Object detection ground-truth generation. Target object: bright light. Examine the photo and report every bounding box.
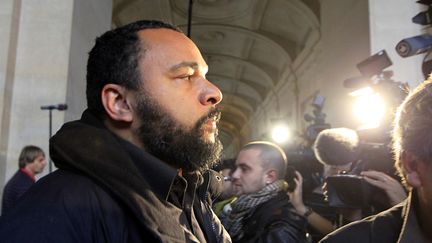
[352,92,386,129]
[271,124,290,144]
[349,87,374,97]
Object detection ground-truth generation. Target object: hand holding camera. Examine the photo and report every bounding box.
[360,170,407,206]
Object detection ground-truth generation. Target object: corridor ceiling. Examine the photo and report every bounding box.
[112,0,320,149]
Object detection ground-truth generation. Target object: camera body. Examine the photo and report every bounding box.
[324,140,394,209]
[325,174,376,208]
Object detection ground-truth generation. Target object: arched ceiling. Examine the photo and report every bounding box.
[112,0,320,151]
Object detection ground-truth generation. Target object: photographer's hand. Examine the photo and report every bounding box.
[361,170,407,206]
[288,171,334,234]
[287,171,307,214]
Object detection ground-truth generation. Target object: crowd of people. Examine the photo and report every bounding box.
[0,19,431,243]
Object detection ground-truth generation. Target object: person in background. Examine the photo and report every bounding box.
[1,145,46,215]
[213,158,238,226]
[213,158,237,214]
[226,141,307,242]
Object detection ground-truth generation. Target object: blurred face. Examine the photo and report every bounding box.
[27,155,46,174]
[133,29,223,172]
[232,149,268,195]
[220,168,236,199]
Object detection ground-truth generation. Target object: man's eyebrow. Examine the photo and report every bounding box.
[238,163,250,169]
[169,61,208,73]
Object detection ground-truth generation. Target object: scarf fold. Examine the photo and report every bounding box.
[226,179,288,239]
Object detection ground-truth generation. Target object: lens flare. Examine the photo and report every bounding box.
[271,124,290,144]
[352,93,386,128]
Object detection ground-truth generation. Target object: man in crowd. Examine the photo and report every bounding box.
[320,79,432,242]
[1,145,46,214]
[225,141,307,242]
[0,20,230,242]
[213,158,237,214]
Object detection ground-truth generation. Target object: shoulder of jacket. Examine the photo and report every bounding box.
[199,169,224,200]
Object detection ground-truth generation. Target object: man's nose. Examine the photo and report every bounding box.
[200,79,223,106]
[231,168,240,180]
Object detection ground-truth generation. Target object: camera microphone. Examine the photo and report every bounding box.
[40,104,68,111]
[396,34,432,58]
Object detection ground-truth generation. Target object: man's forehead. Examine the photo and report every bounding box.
[236,149,262,165]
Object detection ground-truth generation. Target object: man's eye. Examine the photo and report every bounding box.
[180,75,192,80]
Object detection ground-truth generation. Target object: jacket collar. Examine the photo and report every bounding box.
[20,168,35,181]
[398,190,429,243]
[51,109,200,201]
[117,137,178,200]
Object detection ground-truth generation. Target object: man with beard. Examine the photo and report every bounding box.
[225,141,307,242]
[0,20,230,242]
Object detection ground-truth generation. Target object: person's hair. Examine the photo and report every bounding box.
[212,158,236,172]
[18,145,45,169]
[313,127,360,166]
[86,20,182,118]
[241,141,287,178]
[393,78,432,185]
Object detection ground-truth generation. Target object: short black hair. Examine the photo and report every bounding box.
[86,20,182,117]
[212,158,236,172]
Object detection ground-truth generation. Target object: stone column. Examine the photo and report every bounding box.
[0,0,112,207]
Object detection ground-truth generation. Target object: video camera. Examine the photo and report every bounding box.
[285,95,330,194]
[325,174,377,209]
[327,50,407,209]
[325,141,393,209]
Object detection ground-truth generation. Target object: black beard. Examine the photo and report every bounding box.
[135,94,223,173]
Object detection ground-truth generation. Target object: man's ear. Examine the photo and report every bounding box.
[265,169,278,184]
[401,151,422,188]
[101,84,133,122]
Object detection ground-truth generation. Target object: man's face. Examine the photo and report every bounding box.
[231,149,268,195]
[220,168,236,199]
[132,28,223,172]
[27,155,46,174]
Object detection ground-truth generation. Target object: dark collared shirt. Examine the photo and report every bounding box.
[120,138,210,242]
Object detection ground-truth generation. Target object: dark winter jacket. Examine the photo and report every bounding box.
[1,169,34,214]
[0,109,231,243]
[320,191,428,243]
[235,192,307,243]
